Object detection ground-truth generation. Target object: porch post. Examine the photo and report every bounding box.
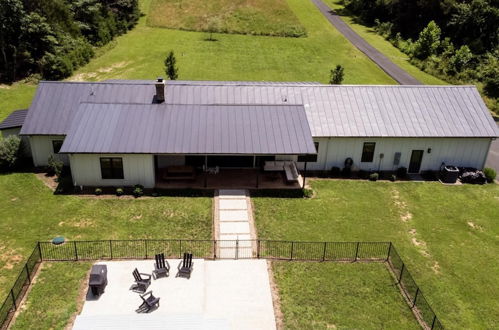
[256,169,259,188]
[302,161,308,189]
[204,155,208,188]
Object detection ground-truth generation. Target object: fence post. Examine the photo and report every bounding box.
[431,315,437,329]
[257,240,260,259]
[290,242,294,260]
[412,288,419,308]
[38,242,42,261]
[398,263,405,283]
[322,242,327,261]
[235,239,239,260]
[109,240,113,259]
[213,240,217,259]
[10,289,16,310]
[386,242,392,262]
[25,264,31,284]
[354,242,360,261]
[145,240,148,259]
[179,240,182,258]
[74,241,78,261]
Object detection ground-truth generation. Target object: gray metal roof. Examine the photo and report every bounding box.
[21,80,499,138]
[0,109,28,130]
[60,103,316,154]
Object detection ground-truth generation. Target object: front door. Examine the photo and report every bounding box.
[408,150,424,173]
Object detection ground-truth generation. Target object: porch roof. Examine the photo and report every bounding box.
[60,103,316,155]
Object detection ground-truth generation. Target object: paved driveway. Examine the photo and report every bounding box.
[310,0,421,85]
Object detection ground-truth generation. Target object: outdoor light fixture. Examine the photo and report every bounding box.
[427,148,432,154]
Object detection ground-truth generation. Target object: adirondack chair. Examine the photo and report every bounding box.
[152,253,170,279]
[131,268,151,293]
[136,291,160,313]
[176,253,194,279]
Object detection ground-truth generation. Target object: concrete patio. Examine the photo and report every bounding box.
[73,259,276,330]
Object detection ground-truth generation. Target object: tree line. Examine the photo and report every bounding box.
[0,0,140,82]
[344,0,498,113]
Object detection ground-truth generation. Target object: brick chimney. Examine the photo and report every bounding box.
[155,77,165,103]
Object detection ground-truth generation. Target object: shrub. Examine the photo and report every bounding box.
[329,65,345,85]
[303,188,314,198]
[330,166,341,178]
[413,21,441,59]
[95,188,103,195]
[369,173,379,181]
[47,155,64,178]
[116,187,124,196]
[133,184,144,198]
[390,174,397,182]
[483,167,497,183]
[397,167,407,178]
[0,135,21,170]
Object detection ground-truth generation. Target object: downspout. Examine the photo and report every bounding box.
[323,138,331,171]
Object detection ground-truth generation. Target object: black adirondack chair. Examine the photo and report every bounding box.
[176,253,194,279]
[136,291,160,313]
[131,268,151,293]
[152,253,170,279]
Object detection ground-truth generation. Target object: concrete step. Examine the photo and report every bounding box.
[219,210,249,221]
[218,189,247,198]
[219,199,248,210]
[219,222,250,234]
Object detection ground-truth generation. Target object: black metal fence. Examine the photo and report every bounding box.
[0,240,443,330]
[387,243,444,330]
[0,244,41,330]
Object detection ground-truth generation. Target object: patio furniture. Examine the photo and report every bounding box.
[152,253,170,279]
[89,264,107,296]
[176,253,194,279]
[284,163,299,183]
[131,268,151,293]
[136,291,160,313]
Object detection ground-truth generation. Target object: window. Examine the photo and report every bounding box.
[298,142,319,162]
[100,158,124,179]
[52,140,64,154]
[361,142,376,162]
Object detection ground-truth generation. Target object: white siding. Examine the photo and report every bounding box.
[298,137,492,172]
[69,154,155,188]
[29,135,68,166]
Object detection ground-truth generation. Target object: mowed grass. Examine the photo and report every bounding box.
[327,0,446,85]
[148,0,306,37]
[273,261,420,329]
[253,180,499,329]
[0,173,212,298]
[0,84,37,122]
[70,0,395,84]
[11,262,91,330]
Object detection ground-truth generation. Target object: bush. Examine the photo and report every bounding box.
[397,167,407,178]
[303,188,314,198]
[330,166,341,178]
[95,188,103,195]
[369,173,379,181]
[133,184,144,198]
[390,174,397,182]
[413,21,441,59]
[0,136,21,170]
[116,187,124,196]
[483,167,497,183]
[329,65,345,85]
[47,155,64,178]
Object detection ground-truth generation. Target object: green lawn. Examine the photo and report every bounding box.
[148,0,306,37]
[254,180,499,329]
[327,0,446,85]
[0,84,37,122]
[11,262,91,330]
[273,261,419,329]
[0,173,212,298]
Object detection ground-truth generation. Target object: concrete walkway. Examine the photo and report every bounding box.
[311,0,422,85]
[214,189,256,259]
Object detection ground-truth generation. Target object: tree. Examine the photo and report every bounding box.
[329,65,345,85]
[449,45,473,73]
[164,51,178,80]
[0,135,21,170]
[206,16,222,41]
[413,20,441,59]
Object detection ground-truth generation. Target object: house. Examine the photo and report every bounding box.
[2,79,497,188]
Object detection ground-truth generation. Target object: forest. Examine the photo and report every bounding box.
[344,0,499,113]
[0,0,140,82]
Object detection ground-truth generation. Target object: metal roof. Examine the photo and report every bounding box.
[21,80,499,138]
[60,103,316,155]
[0,109,28,130]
